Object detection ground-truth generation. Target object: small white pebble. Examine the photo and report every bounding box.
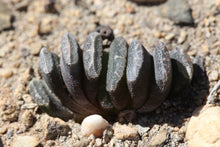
[81,114,110,137]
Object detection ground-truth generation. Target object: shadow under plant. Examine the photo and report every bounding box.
[135,55,209,128]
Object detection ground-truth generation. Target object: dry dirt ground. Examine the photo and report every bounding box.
[0,0,219,146]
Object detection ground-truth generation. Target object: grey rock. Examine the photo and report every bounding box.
[160,0,194,24]
[7,130,14,139]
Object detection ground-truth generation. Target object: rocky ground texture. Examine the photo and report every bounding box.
[0,0,219,146]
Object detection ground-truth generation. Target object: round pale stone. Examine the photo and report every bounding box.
[81,114,110,137]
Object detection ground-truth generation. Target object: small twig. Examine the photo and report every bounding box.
[206,80,220,105]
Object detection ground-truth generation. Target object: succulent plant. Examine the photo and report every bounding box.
[29,26,193,121]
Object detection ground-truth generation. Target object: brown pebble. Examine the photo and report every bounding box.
[41,114,70,139]
[30,41,42,55]
[0,88,19,122]
[39,17,54,34]
[165,33,175,41]
[202,45,209,54]
[125,3,135,13]
[12,135,40,147]
[149,130,168,147]
[113,122,139,140]
[19,110,34,129]
[0,125,7,134]
[0,68,13,78]
[178,30,187,44]
[154,30,163,38]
